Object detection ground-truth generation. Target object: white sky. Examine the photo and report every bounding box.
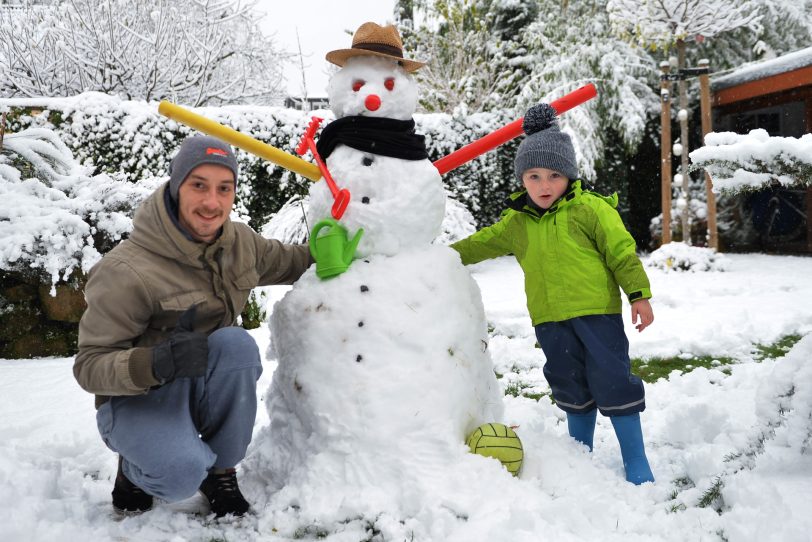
[256,0,398,98]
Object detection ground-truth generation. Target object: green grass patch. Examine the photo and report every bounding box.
[631,333,803,383]
[631,355,735,383]
[503,380,549,402]
[753,333,802,361]
[495,335,806,397]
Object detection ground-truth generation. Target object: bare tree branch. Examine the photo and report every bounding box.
[0,0,290,105]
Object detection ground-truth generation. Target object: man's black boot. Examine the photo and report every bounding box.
[199,468,250,517]
[112,456,153,513]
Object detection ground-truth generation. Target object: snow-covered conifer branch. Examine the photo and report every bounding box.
[690,129,812,193]
[607,0,762,48]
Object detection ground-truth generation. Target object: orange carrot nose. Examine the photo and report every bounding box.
[365,94,381,111]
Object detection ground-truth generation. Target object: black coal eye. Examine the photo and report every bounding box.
[362,156,374,167]
[362,197,370,204]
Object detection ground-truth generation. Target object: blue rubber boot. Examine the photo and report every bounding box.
[566,409,597,451]
[611,413,655,484]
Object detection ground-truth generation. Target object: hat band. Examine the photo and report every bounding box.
[354,42,404,59]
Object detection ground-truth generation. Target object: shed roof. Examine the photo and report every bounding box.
[712,47,812,91]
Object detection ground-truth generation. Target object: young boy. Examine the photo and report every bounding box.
[450,103,655,484]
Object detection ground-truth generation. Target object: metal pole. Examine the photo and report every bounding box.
[698,59,719,251]
[659,61,673,245]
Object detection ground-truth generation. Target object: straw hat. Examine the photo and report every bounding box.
[325,22,425,72]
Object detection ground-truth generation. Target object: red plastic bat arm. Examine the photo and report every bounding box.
[432,83,598,176]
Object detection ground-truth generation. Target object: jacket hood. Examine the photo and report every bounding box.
[128,183,236,268]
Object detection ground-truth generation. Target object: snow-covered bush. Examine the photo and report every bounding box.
[261,195,310,244]
[4,94,520,231]
[645,241,728,272]
[434,193,478,244]
[690,129,812,193]
[0,126,161,288]
[4,95,321,231]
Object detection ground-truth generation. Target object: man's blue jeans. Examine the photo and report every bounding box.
[96,326,262,502]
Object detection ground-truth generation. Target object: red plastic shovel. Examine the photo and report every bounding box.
[296,117,351,220]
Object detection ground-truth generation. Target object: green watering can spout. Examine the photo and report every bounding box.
[345,228,364,265]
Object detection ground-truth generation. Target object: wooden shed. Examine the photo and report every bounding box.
[711,47,812,253]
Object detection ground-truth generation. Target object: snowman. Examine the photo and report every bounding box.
[248,22,506,519]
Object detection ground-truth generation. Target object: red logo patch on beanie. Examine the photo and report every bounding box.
[206,147,228,156]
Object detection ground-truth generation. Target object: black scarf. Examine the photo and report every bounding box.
[315,116,428,161]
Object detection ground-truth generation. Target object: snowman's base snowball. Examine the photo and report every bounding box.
[247,245,506,518]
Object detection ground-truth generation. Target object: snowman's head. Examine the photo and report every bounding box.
[328,56,418,121]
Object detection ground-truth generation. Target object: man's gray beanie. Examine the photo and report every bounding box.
[168,135,239,202]
[514,103,578,182]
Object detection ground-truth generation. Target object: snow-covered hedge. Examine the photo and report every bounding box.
[690,129,812,193]
[0,126,163,287]
[2,93,519,235]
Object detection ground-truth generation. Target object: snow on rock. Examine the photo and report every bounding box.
[645,241,728,273]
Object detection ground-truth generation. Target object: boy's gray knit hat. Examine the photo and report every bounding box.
[168,135,239,202]
[514,103,578,182]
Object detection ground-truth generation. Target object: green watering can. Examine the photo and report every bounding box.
[309,218,364,279]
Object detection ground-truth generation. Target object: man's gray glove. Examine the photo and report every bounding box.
[152,305,209,384]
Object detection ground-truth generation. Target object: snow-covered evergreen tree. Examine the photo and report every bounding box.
[396,0,535,114]
[605,0,762,49]
[517,0,658,181]
[0,0,290,105]
[693,0,812,76]
[607,0,763,245]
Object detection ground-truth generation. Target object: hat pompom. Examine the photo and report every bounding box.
[522,103,557,135]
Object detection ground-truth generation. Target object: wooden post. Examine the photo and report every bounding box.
[0,111,7,152]
[806,96,812,253]
[807,189,812,253]
[698,59,719,251]
[659,61,673,245]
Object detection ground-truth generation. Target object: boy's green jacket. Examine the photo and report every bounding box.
[451,180,651,325]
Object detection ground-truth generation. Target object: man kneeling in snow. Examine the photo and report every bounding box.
[73,136,313,517]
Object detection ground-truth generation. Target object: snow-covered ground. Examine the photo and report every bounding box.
[2,253,811,542]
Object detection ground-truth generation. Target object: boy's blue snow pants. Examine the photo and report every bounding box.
[534,314,645,417]
[96,326,262,502]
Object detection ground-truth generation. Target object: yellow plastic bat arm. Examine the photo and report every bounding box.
[158,101,321,181]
